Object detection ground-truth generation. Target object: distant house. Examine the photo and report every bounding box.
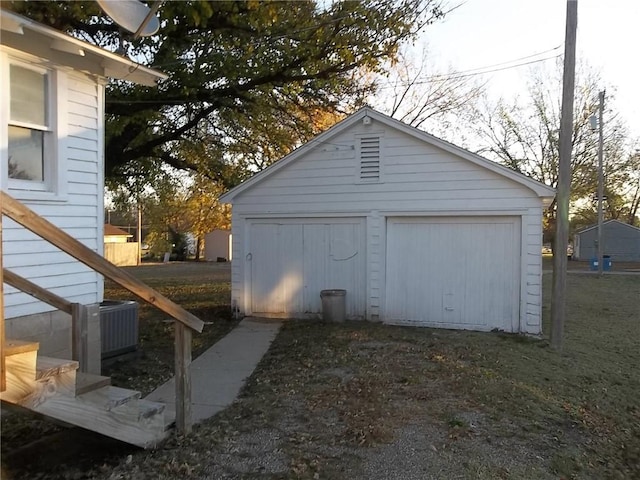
[103,224,137,266]
[573,219,640,262]
[204,229,232,261]
[220,107,555,334]
[104,224,133,243]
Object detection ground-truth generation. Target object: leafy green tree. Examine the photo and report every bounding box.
[106,153,230,261]
[10,0,446,186]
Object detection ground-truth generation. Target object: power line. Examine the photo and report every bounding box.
[428,44,562,78]
[376,51,563,90]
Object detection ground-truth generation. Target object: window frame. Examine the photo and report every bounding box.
[1,49,67,201]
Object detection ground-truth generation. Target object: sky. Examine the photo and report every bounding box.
[421,0,639,143]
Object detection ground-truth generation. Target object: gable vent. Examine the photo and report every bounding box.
[359,135,381,182]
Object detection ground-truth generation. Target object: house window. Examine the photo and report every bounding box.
[9,64,49,184]
[358,135,381,182]
[0,56,62,200]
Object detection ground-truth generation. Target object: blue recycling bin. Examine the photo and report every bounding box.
[590,256,612,271]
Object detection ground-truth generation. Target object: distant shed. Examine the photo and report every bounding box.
[573,220,640,262]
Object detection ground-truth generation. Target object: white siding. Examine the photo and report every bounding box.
[4,71,103,318]
[228,116,547,333]
[232,127,543,213]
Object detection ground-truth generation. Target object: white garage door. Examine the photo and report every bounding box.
[385,217,520,331]
[248,218,366,318]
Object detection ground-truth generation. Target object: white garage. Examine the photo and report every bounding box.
[220,108,555,334]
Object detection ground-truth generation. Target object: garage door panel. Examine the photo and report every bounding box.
[250,224,303,314]
[385,217,520,330]
[280,224,305,314]
[249,219,366,318]
[249,224,280,313]
[302,224,328,313]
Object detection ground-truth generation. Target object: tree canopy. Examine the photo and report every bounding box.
[468,62,639,239]
[9,0,446,187]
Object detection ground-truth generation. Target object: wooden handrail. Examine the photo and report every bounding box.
[1,191,204,333]
[3,268,73,315]
[1,191,201,432]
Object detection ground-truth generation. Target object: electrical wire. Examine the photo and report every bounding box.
[426,44,562,78]
[376,52,562,90]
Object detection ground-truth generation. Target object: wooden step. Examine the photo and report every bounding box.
[3,340,39,357]
[75,372,111,396]
[101,386,142,410]
[137,398,165,420]
[35,357,78,380]
[161,404,176,431]
[2,356,77,407]
[31,385,169,448]
[3,340,39,382]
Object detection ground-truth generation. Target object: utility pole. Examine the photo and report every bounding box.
[137,202,142,266]
[550,0,578,352]
[596,90,605,276]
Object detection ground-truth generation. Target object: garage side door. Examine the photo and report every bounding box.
[385,217,520,331]
[249,219,366,318]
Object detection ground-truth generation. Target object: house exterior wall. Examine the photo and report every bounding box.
[3,65,103,318]
[2,47,104,321]
[574,221,640,262]
[228,119,547,333]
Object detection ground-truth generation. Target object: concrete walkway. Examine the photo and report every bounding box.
[145,317,282,424]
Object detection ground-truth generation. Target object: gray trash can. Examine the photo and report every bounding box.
[320,289,346,322]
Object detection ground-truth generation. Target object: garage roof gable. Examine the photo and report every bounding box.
[576,219,640,235]
[220,107,556,205]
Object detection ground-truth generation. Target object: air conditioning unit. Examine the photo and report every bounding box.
[100,300,139,359]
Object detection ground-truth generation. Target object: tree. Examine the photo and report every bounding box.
[106,153,231,261]
[468,62,634,244]
[570,148,640,229]
[10,0,447,186]
[369,45,485,139]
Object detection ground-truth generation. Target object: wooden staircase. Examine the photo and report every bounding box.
[1,191,204,447]
[1,339,173,448]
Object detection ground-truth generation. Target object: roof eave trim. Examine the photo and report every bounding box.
[0,9,167,86]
